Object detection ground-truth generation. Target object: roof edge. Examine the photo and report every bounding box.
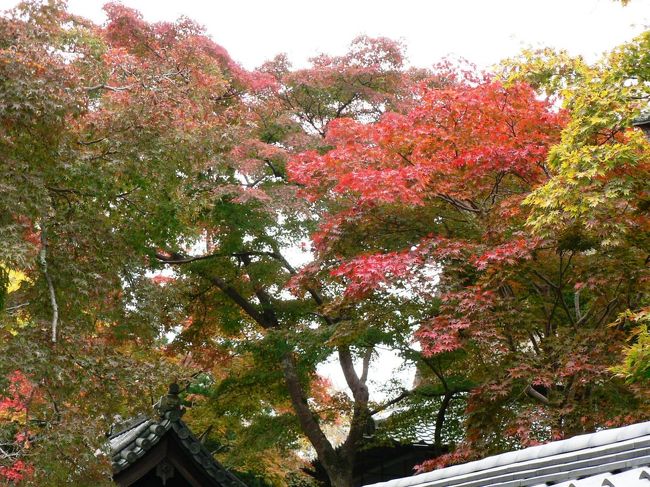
[363,421,650,487]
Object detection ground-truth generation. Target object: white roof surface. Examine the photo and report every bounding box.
[363,421,650,487]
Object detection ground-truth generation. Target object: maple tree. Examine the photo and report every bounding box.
[290,47,649,468]
[0,371,34,484]
[0,1,238,483]
[151,34,429,487]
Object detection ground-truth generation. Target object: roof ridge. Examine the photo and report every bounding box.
[421,447,650,487]
[107,413,149,440]
[110,412,247,487]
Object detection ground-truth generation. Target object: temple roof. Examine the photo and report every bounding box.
[109,384,246,487]
[363,421,650,487]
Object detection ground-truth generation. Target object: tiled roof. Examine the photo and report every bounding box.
[363,421,650,487]
[375,419,436,445]
[109,387,245,487]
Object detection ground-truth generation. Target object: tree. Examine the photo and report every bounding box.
[501,30,650,391]
[289,48,649,468]
[151,35,429,487]
[0,1,243,482]
[3,1,647,484]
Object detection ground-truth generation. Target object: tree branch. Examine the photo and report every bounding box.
[434,392,453,450]
[266,247,332,316]
[239,254,280,328]
[338,346,369,401]
[280,354,339,476]
[338,345,371,457]
[205,273,272,329]
[436,194,482,214]
[84,83,134,92]
[156,250,281,329]
[38,226,58,343]
[155,250,278,265]
[525,384,549,404]
[360,347,372,385]
[370,389,411,415]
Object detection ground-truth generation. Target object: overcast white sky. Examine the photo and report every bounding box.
[1,0,649,70]
[3,0,648,400]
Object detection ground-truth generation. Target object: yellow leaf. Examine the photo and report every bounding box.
[1,264,31,294]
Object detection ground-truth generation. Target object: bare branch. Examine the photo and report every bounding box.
[84,83,134,92]
[338,346,370,402]
[525,385,549,404]
[39,226,58,343]
[5,302,30,312]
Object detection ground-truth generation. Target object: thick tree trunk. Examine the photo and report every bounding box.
[280,354,357,487]
[327,467,354,487]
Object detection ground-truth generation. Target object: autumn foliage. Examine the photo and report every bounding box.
[0,1,649,486]
[289,61,649,463]
[0,372,34,484]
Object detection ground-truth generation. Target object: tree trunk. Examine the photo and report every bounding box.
[327,466,354,487]
[280,354,357,487]
[434,392,453,450]
[158,253,362,487]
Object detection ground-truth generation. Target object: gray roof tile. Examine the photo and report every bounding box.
[109,386,246,487]
[363,421,650,487]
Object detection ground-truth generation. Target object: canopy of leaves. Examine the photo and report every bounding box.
[290,39,649,465]
[0,0,246,483]
[1,0,648,485]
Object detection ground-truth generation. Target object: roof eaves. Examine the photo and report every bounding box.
[169,416,246,487]
[110,416,173,472]
[110,410,246,487]
[363,421,650,487]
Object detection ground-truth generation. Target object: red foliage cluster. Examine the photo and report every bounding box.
[0,371,35,484]
[290,80,564,210]
[0,371,32,413]
[0,460,32,483]
[288,79,566,324]
[102,3,274,93]
[415,445,476,474]
[472,235,539,271]
[330,249,423,298]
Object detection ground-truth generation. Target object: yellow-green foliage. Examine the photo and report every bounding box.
[500,32,650,245]
[612,309,650,383]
